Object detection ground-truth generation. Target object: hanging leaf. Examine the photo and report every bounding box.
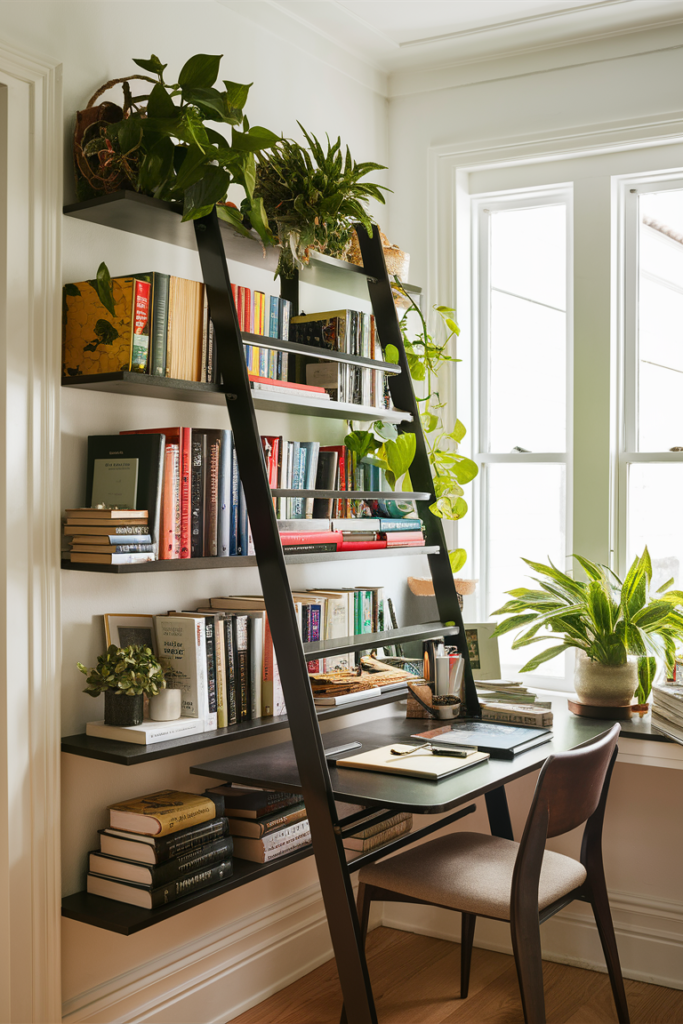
[178,53,221,89]
[87,262,115,316]
[449,548,467,573]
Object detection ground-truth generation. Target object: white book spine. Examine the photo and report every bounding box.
[262,820,310,850]
[314,687,381,706]
[85,717,204,745]
[250,615,263,720]
[261,830,312,861]
[155,616,208,727]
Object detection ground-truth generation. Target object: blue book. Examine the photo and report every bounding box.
[290,441,301,519]
[269,296,280,339]
[230,448,240,556]
[217,430,233,558]
[378,518,424,532]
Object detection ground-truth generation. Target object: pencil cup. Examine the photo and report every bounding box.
[149,688,182,721]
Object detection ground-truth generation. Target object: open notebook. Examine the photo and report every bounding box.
[335,743,490,780]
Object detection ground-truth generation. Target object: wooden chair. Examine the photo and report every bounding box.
[353,724,629,1024]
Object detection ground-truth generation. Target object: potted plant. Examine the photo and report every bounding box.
[490,548,683,708]
[73,52,278,241]
[254,123,389,278]
[79,644,166,726]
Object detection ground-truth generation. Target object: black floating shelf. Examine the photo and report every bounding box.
[241,332,401,374]
[62,848,314,934]
[272,489,429,500]
[61,372,411,423]
[61,545,438,573]
[62,192,422,294]
[61,688,409,765]
[303,621,457,658]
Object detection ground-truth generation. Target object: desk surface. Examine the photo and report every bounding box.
[190,706,612,814]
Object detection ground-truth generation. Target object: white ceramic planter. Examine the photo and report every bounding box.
[574,650,638,707]
[149,688,182,721]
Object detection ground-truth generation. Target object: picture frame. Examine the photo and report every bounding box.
[104,614,157,653]
[463,623,501,680]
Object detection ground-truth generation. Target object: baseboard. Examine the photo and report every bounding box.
[381,888,683,991]
[62,881,353,1023]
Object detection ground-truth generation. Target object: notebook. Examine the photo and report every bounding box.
[411,722,552,760]
[335,743,490,780]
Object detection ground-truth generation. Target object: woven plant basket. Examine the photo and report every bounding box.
[347,227,410,280]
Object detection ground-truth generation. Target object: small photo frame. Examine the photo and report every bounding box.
[463,623,501,680]
[104,614,156,653]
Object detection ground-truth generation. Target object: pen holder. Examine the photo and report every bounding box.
[432,694,462,720]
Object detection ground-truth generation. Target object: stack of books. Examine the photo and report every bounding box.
[62,271,292,387]
[651,681,683,742]
[63,508,155,565]
[86,790,233,909]
[476,679,553,727]
[342,812,413,854]
[208,786,311,863]
[310,657,414,707]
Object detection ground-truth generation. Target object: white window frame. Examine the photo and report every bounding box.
[617,172,683,580]
[471,189,573,684]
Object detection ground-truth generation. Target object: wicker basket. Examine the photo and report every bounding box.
[347,228,410,281]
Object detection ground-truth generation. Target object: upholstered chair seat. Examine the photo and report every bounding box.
[359,831,587,921]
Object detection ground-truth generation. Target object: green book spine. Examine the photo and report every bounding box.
[151,273,170,377]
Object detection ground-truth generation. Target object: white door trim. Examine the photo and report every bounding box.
[0,41,62,1024]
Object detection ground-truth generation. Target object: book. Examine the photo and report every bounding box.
[276,519,330,532]
[150,272,170,377]
[171,613,219,729]
[231,823,312,863]
[63,524,151,536]
[343,815,413,852]
[227,804,307,838]
[335,743,490,780]
[87,858,232,908]
[85,717,205,745]
[279,532,342,548]
[89,835,233,886]
[208,786,302,819]
[312,451,339,519]
[69,551,156,564]
[99,817,230,863]
[313,687,382,706]
[69,534,153,546]
[108,789,223,836]
[411,722,553,760]
[62,273,152,377]
[480,704,554,727]
[85,434,165,544]
[64,507,150,520]
[155,616,210,727]
[166,277,204,381]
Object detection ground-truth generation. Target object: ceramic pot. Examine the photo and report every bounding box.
[104,690,144,726]
[574,651,638,707]
[149,688,182,722]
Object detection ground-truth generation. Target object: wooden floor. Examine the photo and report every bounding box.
[232,927,683,1024]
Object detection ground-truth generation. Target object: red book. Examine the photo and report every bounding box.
[120,427,192,558]
[248,375,327,395]
[159,444,180,559]
[339,540,387,551]
[279,532,342,549]
[384,531,424,546]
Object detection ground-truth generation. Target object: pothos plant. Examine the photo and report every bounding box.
[254,124,389,278]
[345,284,478,574]
[79,645,166,698]
[74,52,279,238]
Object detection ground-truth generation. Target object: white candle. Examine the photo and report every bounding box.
[149,688,182,722]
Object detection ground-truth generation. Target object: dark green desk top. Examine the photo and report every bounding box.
[190,703,616,815]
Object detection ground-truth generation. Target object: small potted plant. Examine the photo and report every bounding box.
[490,548,683,710]
[79,644,165,726]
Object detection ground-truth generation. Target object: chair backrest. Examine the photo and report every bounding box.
[511,724,620,915]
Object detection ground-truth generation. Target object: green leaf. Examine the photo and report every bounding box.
[174,143,211,191]
[635,656,656,704]
[146,82,177,119]
[519,644,570,673]
[223,80,252,111]
[217,203,252,237]
[572,554,604,582]
[181,166,230,220]
[430,495,467,520]
[444,317,460,335]
[87,262,115,316]
[178,53,222,89]
[450,456,479,485]
[231,126,280,152]
[490,613,539,638]
[384,344,399,364]
[656,577,675,594]
[138,136,175,196]
[522,558,585,600]
[117,120,142,154]
[586,580,613,634]
[421,412,438,433]
[632,600,676,630]
[449,548,467,574]
[345,430,380,461]
[133,55,167,75]
[182,86,229,122]
[449,420,467,443]
[384,433,416,485]
[434,305,455,313]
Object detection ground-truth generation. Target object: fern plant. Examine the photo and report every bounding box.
[490,548,683,703]
[255,124,389,277]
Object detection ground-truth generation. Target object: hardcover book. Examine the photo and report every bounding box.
[89,835,233,886]
[155,616,210,727]
[87,858,233,908]
[99,817,230,863]
[62,273,152,377]
[85,434,165,545]
[108,789,223,836]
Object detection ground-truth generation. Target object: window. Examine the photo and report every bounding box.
[622,179,683,592]
[473,193,571,683]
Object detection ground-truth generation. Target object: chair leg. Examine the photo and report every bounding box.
[510,911,546,1024]
[340,884,372,1024]
[460,913,476,998]
[589,887,630,1024]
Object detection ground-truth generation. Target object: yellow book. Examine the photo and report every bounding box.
[62,274,152,377]
[108,789,219,836]
[336,743,489,780]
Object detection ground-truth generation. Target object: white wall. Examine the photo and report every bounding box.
[0,4,418,1020]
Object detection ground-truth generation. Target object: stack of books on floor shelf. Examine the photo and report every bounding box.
[64,508,155,566]
[84,588,410,745]
[207,786,311,863]
[63,429,424,563]
[62,270,391,410]
[87,790,233,909]
[651,679,683,741]
[340,809,413,855]
[475,679,553,727]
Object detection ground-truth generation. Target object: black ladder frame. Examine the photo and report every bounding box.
[194,210,480,1024]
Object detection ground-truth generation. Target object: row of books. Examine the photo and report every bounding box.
[651,678,683,742]
[475,678,553,727]
[62,508,154,565]
[69,431,422,564]
[62,272,292,385]
[85,587,404,745]
[86,787,414,909]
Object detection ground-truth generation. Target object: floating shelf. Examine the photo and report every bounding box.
[237,331,402,374]
[61,372,411,423]
[60,545,438,574]
[62,848,314,935]
[272,489,429,500]
[303,620,457,658]
[62,192,422,295]
[61,687,409,765]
